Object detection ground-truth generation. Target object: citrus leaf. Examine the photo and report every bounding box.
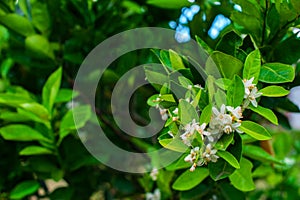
[229,158,255,192]
[259,86,289,97]
[259,63,295,83]
[19,146,53,155]
[243,145,283,164]
[10,180,39,199]
[217,151,240,169]
[0,124,51,143]
[172,167,209,191]
[179,99,199,125]
[243,49,261,84]
[248,105,278,125]
[239,121,271,140]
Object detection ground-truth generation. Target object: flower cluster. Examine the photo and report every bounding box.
[243,77,262,107]
[181,104,243,171]
[156,77,262,172]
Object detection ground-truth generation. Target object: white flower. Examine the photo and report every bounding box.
[248,87,262,107]
[146,189,161,200]
[202,144,219,164]
[211,104,232,129]
[172,108,179,115]
[202,130,215,142]
[159,108,168,120]
[181,119,203,146]
[150,168,159,181]
[243,77,255,97]
[226,106,243,120]
[184,147,200,163]
[188,85,193,90]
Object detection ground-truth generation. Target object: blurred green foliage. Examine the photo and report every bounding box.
[0,0,299,199]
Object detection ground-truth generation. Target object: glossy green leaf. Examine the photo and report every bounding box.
[0,93,35,107]
[10,180,40,199]
[147,0,191,9]
[169,49,185,70]
[147,94,160,107]
[259,86,289,97]
[25,34,54,59]
[165,155,191,171]
[206,75,215,104]
[199,104,212,125]
[0,124,51,142]
[19,146,53,155]
[243,145,283,164]
[55,89,79,103]
[31,1,51,34]
[214,89,227,108]
[229,158,255,192]
[159,137,188,153]
[0,14,35,36]
[239,121,271,140]
[227,75,244,107]
[160,94,176,102]
[42,67,62,114]
[248,105,278,125]
[217,151,240,169]
[215,133,234,151]
[206,51,243,79]
[259,63,295,83]
[215,78,231,90]
[243,49,261,83]
[172,167,209,191]
[209,133,242,180]
[178,76,193,89]
[59,105,91,142]
[179,99,199,125]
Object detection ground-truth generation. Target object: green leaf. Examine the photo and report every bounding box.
[214,89,227,108]
[259,63,295,83]
[259,86,289,97]
[160,94,176,102]
[165,155,191,171]
[206,75,215,104]
[215,133,234,151]
[31,1,51,35]
[178,99,199,125]
[209,133,242,180]
[217,151,240,169]
[0,93,35,107]
[229,158,255,192]
[216,31,243,57]
[215,78,232,90]
[248,105,278,125]
[206,51,243,79]
[172,167,209,191]
[0,14,35,36]
[0,124,51,142]
[243,145,283,164]
[159,137,188,153]
[42,67,62,114]
[19,146,53,155]
[59,105,91,143]
[178,76,193,89]
[227,75,244,107]
[199,104,212,125]
[25,34,54,59]
[147,0,191,9]
[239,121,271,140]
[195,35,213,54]
[55,89,79,103]
[169,49,185,70]
[147,94,160,107]
[10,180,40,199]
[243,49,261,83]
